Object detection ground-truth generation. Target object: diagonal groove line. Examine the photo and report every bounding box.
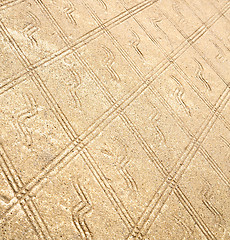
[126,84,230,239]
[117,0,230,187]
[82,1,227,239]
[0,0,25,11]
[0,0,159,95]
[125,0,230,132]
[0,0,228,236]
[0,0,160,231]
[32,0,229,237]
[182,0,230,87]
[0,145,52,240]
[0,0,226,227]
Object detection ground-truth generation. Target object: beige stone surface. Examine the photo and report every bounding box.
[0,0,230,239]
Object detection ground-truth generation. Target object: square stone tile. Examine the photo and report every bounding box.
[34,154,128,240]
[36,53,111,135]
[179,151,230,240]
[152,65,211,135]
[176,47,227,105]
[87,116,165,223]
[0,0,66,64]
[0,77,70,184]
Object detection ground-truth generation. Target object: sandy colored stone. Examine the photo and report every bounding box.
[0,0,230,239]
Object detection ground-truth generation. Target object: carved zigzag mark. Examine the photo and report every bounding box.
[220,136,230,149]
[69,68,82,109]
[102,46,120,82]
[194,58,211,91]
[200,178,224,227]
[171,75,191,116]
[118,144,138,192]
[16,93,38,146]
[22,12,40,46]
[72,183,93,240]
[172,1,186,24]
[130,30,144,59]
[173,215,194,240]
[210,40,227,63]
[150,18,174,51]
[100,141,137,192]
[149,102,166,144]
[0,194,10,204]
[64,2,77,25]
[96,0,107,10]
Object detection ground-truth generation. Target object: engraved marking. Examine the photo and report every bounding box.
[210,40,228,63]
[72,182,93,240]
[102,45,120,82]
[150,17,174,51]
[117,142,138,192]
[194,58,211,91]
[220,136,230,149]
[2,2,228,237]
[16,93,38,146]
[96,0,107,10]
[22,11,40,46]
[68,68,82,109]
[126,82,230,239]
[173,215,194,239]
[0,194,10,204]
[149,102,166,144]
[101,140,138,192]
[171,75,191,116]
[200,178,224,227]
[64,1,77,25]
[172,1,186,24]
[130,30,144,59]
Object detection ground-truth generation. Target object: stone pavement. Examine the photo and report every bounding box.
[0,0,230,239]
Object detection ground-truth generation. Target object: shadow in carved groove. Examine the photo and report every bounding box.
[193,58,211,91]
[100,139,138,192]
[16,93,38,146]
[171,75,191,116]
[64,1,77,25]
[148,101,167,145]
[72,182,93,240]
[129,30,145,60]
[68,68,82,109]
[22,11,41,46]
[102,45,121,82]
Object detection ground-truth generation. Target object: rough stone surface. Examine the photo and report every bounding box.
[0,0,230,239]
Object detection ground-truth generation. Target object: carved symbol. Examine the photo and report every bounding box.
[96,0,107,10]
[16,93,38,146]
[172,1,186,24]
[194,58,211,91]
[102,46,120,82]
[68,68,82,109]
[171,75,191,116]
[0,194,10,204]
[210,40,228,63]
[130,30,144,59]
[101,139,138,192]
[64,1,77,25]
[72,182,93,240]
[22,12,41,46]
[150,18,174,51]
[173,215,194,240]
[118,143,138,192]
[200,178,224,227]
[220,136,230,149]
[149,102,166,144]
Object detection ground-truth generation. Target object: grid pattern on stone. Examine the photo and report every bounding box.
[0,0,230,239]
